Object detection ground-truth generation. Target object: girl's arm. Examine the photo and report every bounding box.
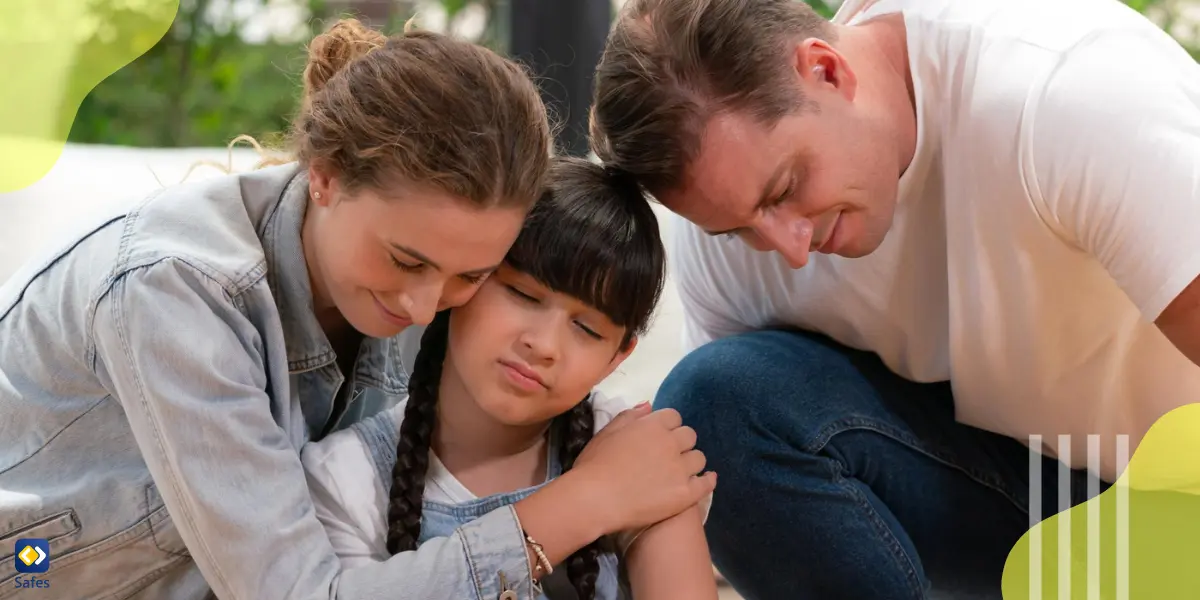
[624,504,720,600]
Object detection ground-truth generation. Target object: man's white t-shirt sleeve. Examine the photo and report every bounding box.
[671,214,753,351]
[589,390,714,554]
[1028,28,1200,321]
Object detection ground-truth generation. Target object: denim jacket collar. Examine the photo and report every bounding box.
[259,166,408,395]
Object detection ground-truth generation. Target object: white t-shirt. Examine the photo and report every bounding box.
[673,0,1200,482]
[301,390,709,568]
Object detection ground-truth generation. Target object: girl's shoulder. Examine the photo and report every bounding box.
[587,390,639,435]
[301,400,407,490]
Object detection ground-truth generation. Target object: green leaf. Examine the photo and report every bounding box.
[442,0,467,18]
[804,0,836,19]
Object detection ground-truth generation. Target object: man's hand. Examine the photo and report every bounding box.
[1158,274,1200,367]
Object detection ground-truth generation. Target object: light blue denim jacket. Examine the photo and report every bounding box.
[0,163,538,600]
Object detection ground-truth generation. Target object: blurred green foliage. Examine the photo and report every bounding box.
[67,0,1197,148]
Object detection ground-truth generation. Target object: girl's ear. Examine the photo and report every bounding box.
[599,336,639,381]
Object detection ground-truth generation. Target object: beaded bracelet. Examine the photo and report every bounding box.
[524,533,554,577]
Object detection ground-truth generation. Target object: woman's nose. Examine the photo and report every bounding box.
[400,284,440,326]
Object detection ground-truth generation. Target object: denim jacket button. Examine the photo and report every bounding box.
[498,591,517,600]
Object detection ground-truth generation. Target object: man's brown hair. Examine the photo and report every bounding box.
[590,0,833,195]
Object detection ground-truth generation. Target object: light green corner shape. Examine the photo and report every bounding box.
[0,0,178,193]
[1002,403,1200,599]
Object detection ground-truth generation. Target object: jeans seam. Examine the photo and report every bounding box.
[828,462,926,600]
[808,417,1028,514]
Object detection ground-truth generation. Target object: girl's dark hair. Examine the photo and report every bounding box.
[385,157,667,600]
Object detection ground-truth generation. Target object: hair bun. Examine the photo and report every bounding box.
[303,18,388,97]
[602,164,643,198]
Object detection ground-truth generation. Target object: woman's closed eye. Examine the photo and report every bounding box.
[459,272,487,285]
[391,255,487,284]
[390,255,424,272]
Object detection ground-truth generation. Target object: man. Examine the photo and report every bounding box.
[589,0,1200,598]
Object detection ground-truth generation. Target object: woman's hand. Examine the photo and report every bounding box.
[513,403,716,573]
[573,403,716,534]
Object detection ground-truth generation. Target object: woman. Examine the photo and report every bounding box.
[0,19,713,600]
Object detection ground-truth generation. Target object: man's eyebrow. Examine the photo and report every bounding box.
[703,160,791,237]
[391,244,500,276]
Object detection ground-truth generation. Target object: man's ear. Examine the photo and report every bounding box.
[601,336,640,381]
[792,37,858,102]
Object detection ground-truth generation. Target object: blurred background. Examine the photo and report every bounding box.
[9,2,1200,599]
[64,0,1200,159]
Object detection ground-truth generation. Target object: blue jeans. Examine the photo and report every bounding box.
[655,329,1105,600]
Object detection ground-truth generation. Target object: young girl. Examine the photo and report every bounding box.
[302,157,719,600]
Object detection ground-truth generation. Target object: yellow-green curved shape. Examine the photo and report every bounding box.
[1002,403,1200,599]
[0,0,178,193]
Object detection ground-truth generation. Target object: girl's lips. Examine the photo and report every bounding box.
[498,359,547,392]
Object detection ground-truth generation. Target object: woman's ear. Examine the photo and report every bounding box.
[307,160,337,207]
[600,336,639,380]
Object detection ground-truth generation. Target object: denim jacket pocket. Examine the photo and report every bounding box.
[0,484,193,600]
[0,509,82,577]
[145,483,190,557]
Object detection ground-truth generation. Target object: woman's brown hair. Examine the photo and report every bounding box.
[292,18,553,210]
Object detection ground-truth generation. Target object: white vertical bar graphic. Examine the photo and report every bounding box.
[1030,434,1043,600]
[1088,435,1101,600]
[1059,434,1072,600]
[1116,435,1130,600]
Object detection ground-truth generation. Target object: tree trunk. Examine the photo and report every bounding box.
[508,0,611,158]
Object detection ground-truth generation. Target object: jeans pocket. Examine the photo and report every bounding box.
[145,483,190,558]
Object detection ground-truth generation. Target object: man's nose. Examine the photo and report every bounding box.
[755,216,814,269]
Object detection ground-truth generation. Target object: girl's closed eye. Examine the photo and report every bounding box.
[574,320,602,340]
[504,283,540,303]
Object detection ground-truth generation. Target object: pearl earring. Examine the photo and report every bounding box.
[313,191,321,200]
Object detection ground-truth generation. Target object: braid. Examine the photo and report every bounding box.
[386,311,451,554]
[556,395,603,600]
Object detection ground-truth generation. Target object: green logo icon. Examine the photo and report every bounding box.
[0,0,178,193]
